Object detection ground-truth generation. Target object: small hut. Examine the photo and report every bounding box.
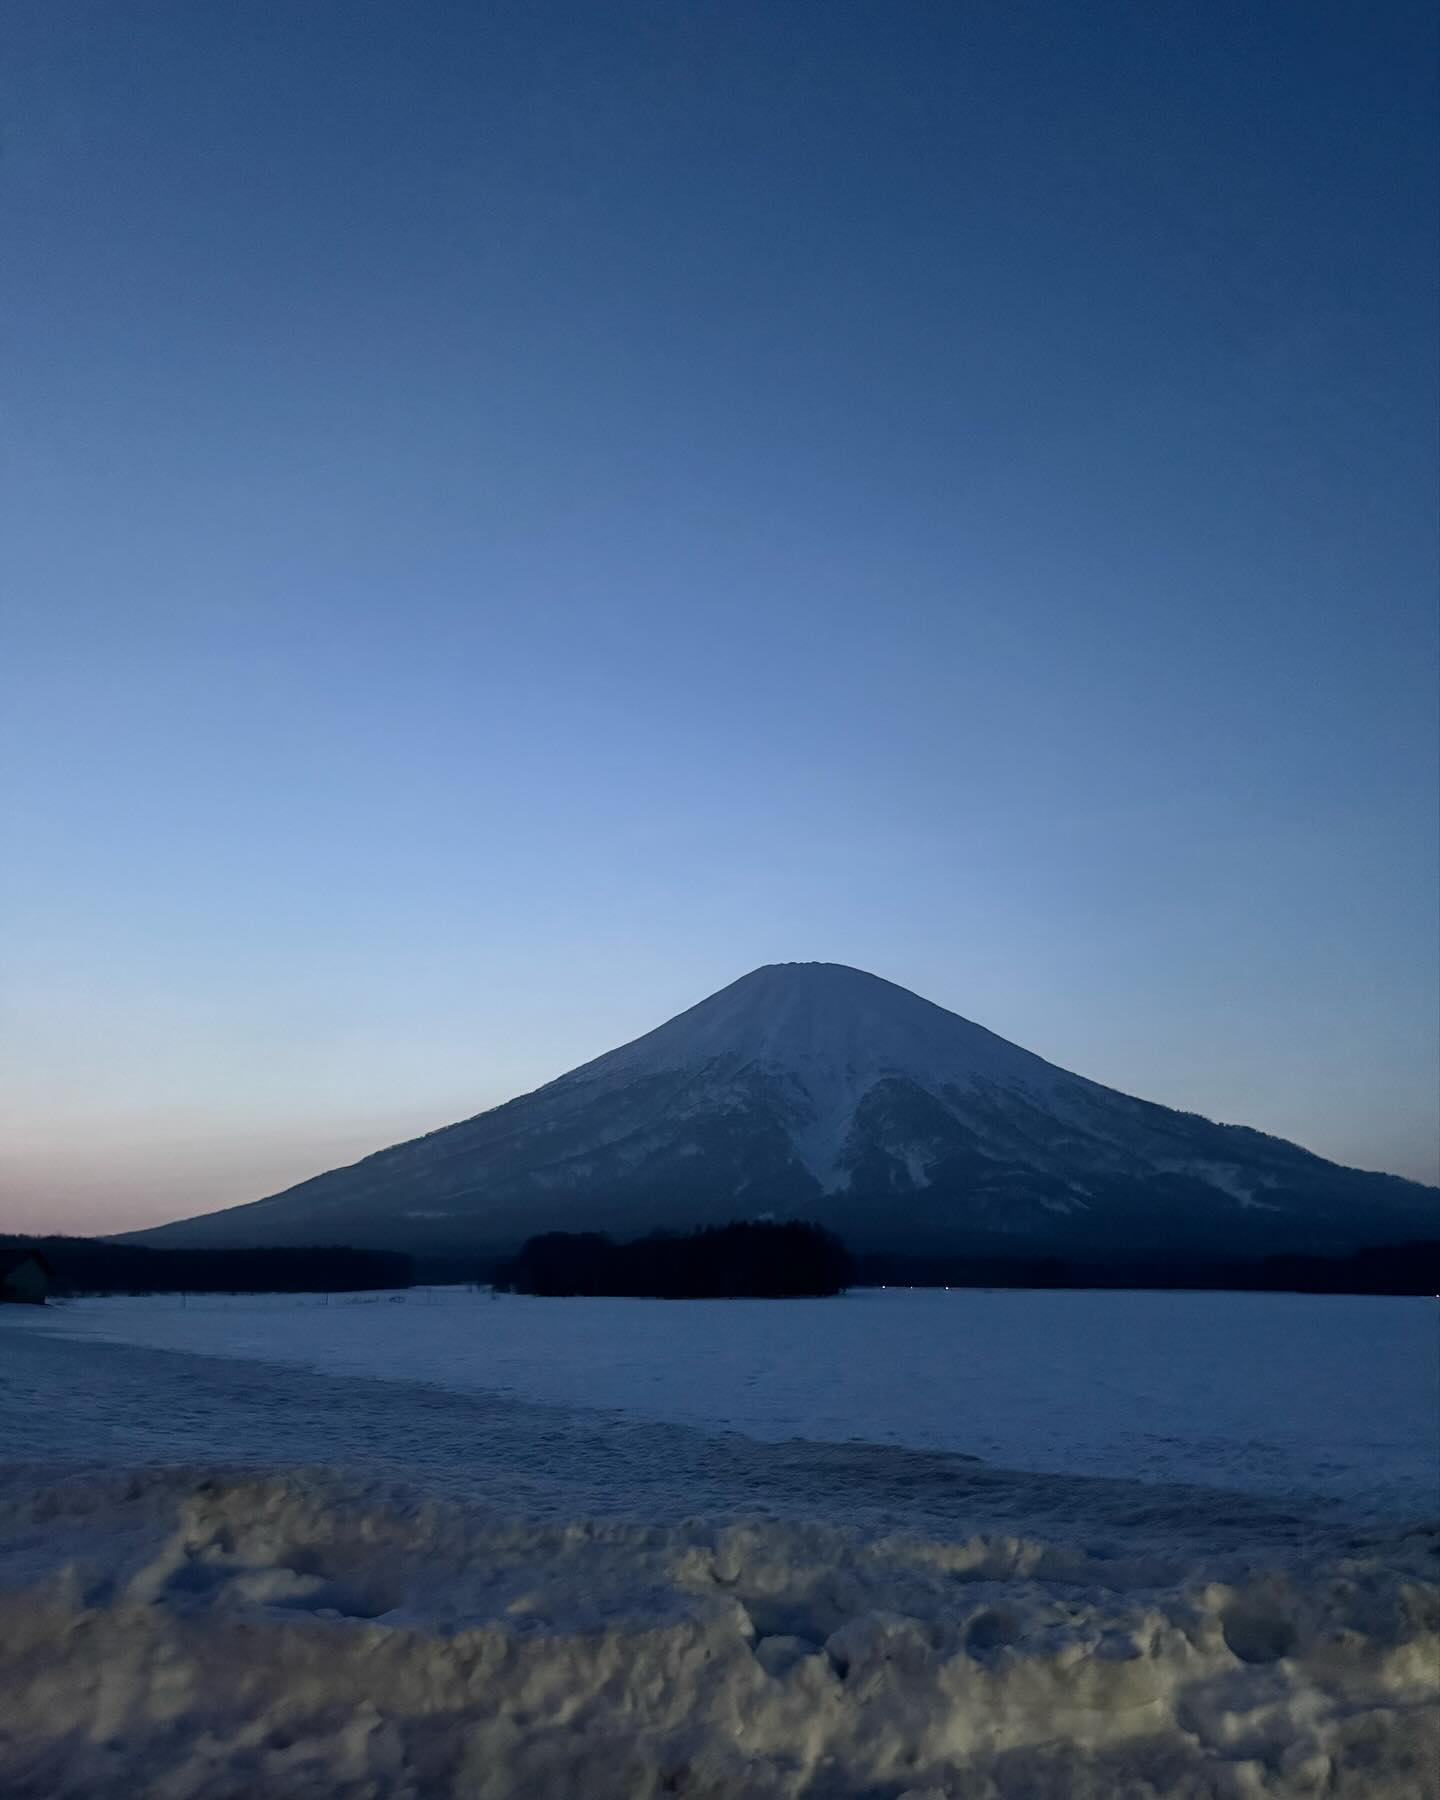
[0,1250,53,1306]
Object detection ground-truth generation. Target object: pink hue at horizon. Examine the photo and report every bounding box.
[0,1105,487,1238]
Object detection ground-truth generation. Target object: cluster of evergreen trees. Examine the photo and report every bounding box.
[0,1235,413,1296]
[497,1220,853,1298]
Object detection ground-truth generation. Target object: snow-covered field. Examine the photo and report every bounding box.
[1,1289,1436,1797]
[10,1285,1437,1516]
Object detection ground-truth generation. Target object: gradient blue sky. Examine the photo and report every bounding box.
[3,0,1437,1233]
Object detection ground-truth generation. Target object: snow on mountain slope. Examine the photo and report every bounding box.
[577,961,1052,1092]
[551,962,1061,1187]
[132,963,1438,1256]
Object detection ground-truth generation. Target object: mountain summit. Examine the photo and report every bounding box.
[136,963,1436,1258]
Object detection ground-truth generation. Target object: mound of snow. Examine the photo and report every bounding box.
[1,1466,1436,1798]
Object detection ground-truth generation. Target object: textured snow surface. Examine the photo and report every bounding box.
[13,1286,1437,1517]
[1,1463,1436,1799]
[2,1293,1436,1797]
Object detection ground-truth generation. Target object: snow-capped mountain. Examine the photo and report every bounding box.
[134,963,1437,1258]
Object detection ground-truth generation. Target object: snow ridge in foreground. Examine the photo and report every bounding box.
[1,1466,1435,1799]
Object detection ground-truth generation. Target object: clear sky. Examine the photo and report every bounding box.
[3,0,1437,1234]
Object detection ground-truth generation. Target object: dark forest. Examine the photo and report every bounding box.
[497,1220,853,1298]
[1,1236,413,1296]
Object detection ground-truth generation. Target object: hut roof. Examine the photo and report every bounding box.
[0,1249,56,1280]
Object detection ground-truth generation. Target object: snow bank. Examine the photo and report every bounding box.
[1,1466,1435,1798]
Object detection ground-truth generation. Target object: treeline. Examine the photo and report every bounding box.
[17,1229,1425,1300]
[856,1240,1440,1298]
[0,1235,414,1296]
[497,1220,853,1298]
